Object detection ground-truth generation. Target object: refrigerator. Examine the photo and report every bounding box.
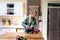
[47,8,60,40]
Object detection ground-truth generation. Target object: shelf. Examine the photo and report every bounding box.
[7,8,14,9]
[0,15,22,17]
[0,25,24,29]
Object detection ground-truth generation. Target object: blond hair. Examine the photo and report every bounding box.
[29,11,37,23]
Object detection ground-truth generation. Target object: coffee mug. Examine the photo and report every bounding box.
[34,29,38,34]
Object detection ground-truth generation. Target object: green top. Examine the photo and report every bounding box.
[22,17,37,28]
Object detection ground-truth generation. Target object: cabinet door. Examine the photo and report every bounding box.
[2,29,9,32]
[14,2,23,16]
[0,2,7,15]
[2,29,16,32]
[0,29,5,36]
[9,29,16,32]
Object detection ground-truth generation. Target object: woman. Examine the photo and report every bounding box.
[22,11,37,34]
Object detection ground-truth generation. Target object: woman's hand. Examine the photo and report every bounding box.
[30,26,33,29]
[25,25,28,28]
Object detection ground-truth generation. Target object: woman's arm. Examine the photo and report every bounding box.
[22,17,28,28]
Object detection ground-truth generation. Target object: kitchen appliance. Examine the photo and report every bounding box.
[48,3,60,40]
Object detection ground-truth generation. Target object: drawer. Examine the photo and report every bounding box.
[2,29,16,32]
[8,29,16,32]
[0,29,2,31]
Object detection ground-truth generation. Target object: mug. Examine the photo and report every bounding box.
[34,29,38,34]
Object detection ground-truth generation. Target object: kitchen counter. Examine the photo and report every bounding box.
[0,32,44,40]
[0,25,24,32]
[0,25,24,29]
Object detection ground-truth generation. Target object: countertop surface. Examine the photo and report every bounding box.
[0,32,44,39]
[0,25,24,28]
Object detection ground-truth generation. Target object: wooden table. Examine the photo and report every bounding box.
[0,32,44,40]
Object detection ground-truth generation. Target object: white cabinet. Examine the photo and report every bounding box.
[0,29,4,35]
[0,2,23,16]
[0,28,16,32]
[14,2,23,16]
[0,2,7,15]
[2,29,16,32]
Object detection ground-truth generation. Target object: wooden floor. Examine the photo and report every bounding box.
[0,32,44,40]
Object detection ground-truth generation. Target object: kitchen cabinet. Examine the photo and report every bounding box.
[0,2,7,15]
[0,25,24,32]
[2,29,16,32]
[0,2,23,16]
[0,1,24,32]
[0,28,16,32]
[14,2,23,16]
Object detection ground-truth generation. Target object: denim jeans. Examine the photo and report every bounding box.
[25,27,34,34]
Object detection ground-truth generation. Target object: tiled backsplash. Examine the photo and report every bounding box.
[0,18,13,26]
[0,16,24,26]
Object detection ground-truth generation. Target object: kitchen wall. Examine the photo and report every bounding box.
[27,0,40,15]
[41,0,47,40]
[0,16,24,26]
[27,0,42,31]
